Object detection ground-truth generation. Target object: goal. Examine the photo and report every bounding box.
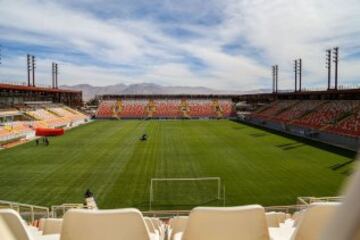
[149,177,222,210]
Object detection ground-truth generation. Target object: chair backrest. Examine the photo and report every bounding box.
[60,208,151,240]
[276,212,286,223]
[43,218,63,235]
[38,218,46,231]
[151,218,163,237]
[143,217,157,234]
[291,202,339,240]
[169,216,188,240]
[182,205,270,240]
[266,212,280,227]
[0,209,32,240]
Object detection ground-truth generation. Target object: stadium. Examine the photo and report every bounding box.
[0,1,360,240]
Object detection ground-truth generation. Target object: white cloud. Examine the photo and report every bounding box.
[0,0,359,91]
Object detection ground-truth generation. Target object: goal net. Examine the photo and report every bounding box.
[149,177,222,210]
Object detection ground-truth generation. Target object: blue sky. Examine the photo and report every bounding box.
[0,0,359,91]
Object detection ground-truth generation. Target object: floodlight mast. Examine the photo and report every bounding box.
[333,47,339,90]
[55,63,57,88]
[27,54,32,87]
[275,65,279,93]
[272,66,275,93]
[52,62,55,88]
[32,55,36,87]
[294,60,298,92]
[298,58,302,92]
[326,49,331,90]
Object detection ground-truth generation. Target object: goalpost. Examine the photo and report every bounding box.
[149,177,222,210]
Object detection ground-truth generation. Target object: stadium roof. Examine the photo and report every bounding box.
[0,83,81,94]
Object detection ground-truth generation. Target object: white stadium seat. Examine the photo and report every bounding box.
[59,208,157,240]
[144,217,160,240]
[180,205,270,240]
[38,218,46,232]
[42,218,63,235]
[290,202,339,240]
[0,209,59,240]
[266,212,281,227]
[169,216,188,240]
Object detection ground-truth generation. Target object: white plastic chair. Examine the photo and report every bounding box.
[290,202,339,240]
[59,208,156,240]
[0,209,59,240]
[181,205,270,240]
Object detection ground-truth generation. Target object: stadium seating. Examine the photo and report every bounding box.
[168,216,188,240]
[179,205,270,240]
[254,101,297,120]
[0,209,59,240]
[144,217,161,239]
[49,107,88,123]
[0,122,34,144]
[95,98,235,119]
[326,109,360,137]
[96,100,115,118]
[42,218,63,235]
[0,104,89,147]
[120,99,148,118]
[187,99,216,118]
[27,109,68,128]
[0,109,21,118]
[151,218,164,240]
[292,100,360,129]
[250,100,360,137]
[218,99,235,118]
[152,99,182,118]
[59,208,156,240]
[290,202,339,240]
[266,212,282,227]
[0,202,352,240]
[274,100,323,122]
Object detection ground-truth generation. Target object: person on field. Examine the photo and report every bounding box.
[84,189,98,209]
[140,134,147,141]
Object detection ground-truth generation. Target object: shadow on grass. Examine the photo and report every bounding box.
[249,133,268,138]
[329,159,356,171]
[276,142,305,150]
[232,120,357,159]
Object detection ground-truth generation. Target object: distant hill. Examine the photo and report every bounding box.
[60,83,271,101]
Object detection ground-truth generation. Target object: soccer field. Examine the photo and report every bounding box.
[0,120,356,210]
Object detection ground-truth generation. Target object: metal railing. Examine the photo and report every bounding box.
[51,203,85,218]
[297,196,344,205]
[0,195,342,221]
[0,200,49,223]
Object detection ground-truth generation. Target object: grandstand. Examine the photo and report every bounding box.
[0,104,89,148]
[96,96,236,119]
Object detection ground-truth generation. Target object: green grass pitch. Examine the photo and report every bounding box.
[0,120,356,210]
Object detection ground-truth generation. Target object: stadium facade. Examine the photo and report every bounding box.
[0,83,83,108]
